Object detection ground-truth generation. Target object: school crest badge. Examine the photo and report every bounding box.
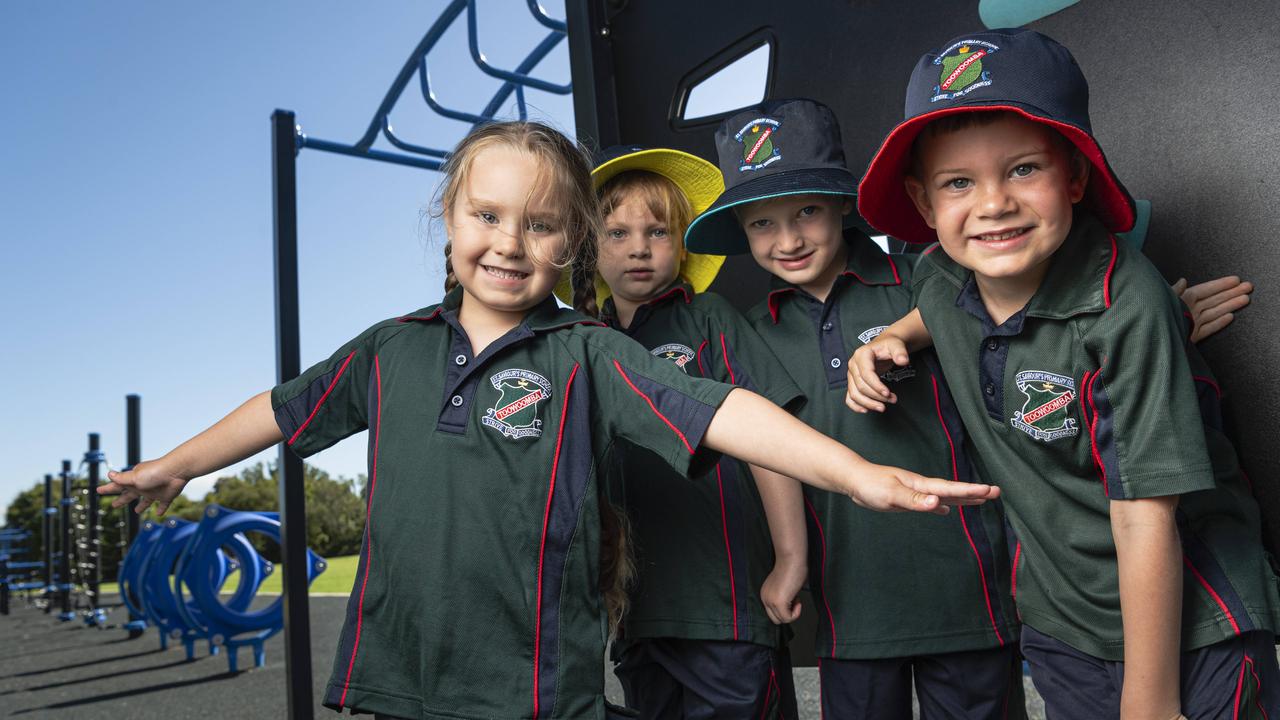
[652,343,696,373]
[482,369,552,439]
[1010,370,1078,442]
[734,117,782,171]
[857,326,916,382]
[930,40,1000,102]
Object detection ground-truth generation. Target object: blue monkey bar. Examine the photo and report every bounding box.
[271,2,573,715]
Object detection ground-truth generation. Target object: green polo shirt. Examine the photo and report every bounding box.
[272,287,734,720]
[746,228,1016,659]
[913,210,1280,660]
[599,281,803,650]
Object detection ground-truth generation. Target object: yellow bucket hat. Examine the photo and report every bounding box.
[555,146,727,309]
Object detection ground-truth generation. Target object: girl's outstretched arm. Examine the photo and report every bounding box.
[705,389,998,514]
[96,391,283,516]
[750,465,807,624]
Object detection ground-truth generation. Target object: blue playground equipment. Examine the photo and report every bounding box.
[0,528,45,616]
[116,506,327,672]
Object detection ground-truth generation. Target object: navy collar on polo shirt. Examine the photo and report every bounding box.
[765,228,903,322]
[601,279,694,333]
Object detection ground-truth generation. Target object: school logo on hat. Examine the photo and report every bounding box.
[1010,370,1079,442]
[857,326,916,382]
[482,369,552,440]
[930,39,1000,102]
[735,117,783,171]
[652,343,696,373]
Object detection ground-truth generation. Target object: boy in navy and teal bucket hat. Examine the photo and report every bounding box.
[687,98,1025,719]
[849,28,1280,718]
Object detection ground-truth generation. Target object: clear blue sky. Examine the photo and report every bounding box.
[0,1,585,516]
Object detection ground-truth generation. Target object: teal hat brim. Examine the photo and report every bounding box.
[684,166,858,255]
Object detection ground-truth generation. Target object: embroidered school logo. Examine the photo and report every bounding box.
[857,326,916,382]
[930,40,1000,102]
[652,343,696,373]
[734,117,782,171]
[1010,370,1079,442]
[481,369,552,440]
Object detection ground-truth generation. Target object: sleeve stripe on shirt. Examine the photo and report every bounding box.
[339,354,380,707]
[287,350,357,446]
[1183,554,1242,636]
[612,360,696,454]
[695,340,710,377]
[1103,234,1118,308]
[1080,369,1125,499]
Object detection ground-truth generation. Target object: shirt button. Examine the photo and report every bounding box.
[822,322,833,332]
[984,383,995,396]
[454,354,467,366]
[830,357,842,369]
[986,339,1000,351]
[450,395,464,407]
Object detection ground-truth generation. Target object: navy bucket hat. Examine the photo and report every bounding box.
[684,98,859,255]
[857,28,1136,244]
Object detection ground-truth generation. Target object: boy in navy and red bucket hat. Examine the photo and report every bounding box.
[686,98,1025,720]
[850,28,1280,717]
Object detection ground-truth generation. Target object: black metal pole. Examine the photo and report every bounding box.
[126,394,141,542]
[565,0,621,153]
[59,460,73,620]
[272,108,314,715]
[85,433,102,620]
[43,473,53,604]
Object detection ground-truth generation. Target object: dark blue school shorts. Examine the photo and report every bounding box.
[1021,624,1279,719]
[816,644,1025,720]
[613,637,798,719]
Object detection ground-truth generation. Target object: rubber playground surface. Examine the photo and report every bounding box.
[0,593,1049,719]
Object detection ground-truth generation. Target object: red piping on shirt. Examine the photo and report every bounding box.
[532,363,579,719]
[1103,234,1118,308]
[339,355,381,707]
[804,496,838,656]
[288,350,357,446]
[1011,542,1021,601]
[931,374,1005,646]
[1192,375,1222,398]
[719,333,736,384]
[695,340,709,377]
[1079,369,1110,497]
[715,464,739,641]
[767,288,796,324]
[612,360,695,454]
[1184,553,1242,635]
[1086,370,1111,497]
[397,307,444,322]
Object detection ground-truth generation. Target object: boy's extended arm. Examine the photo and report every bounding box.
[703,388,997,514]
[97,391,284,515]
[1111,495,1184,720]
[750,464,808,624]
[845,307,933,413]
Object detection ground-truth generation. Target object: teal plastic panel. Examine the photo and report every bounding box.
[980,0,1080,28]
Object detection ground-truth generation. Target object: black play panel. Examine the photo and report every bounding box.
[566,0,1280,660]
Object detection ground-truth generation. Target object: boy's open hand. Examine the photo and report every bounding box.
[1172,276,1252,343]
[845,335,911,413]
[98,459,189,517]
[846,463,999,516]
[761,556,807,625]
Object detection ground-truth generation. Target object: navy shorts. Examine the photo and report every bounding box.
[817,644,1025,720]
[1021,625,1279,719]
[613,637,798,719]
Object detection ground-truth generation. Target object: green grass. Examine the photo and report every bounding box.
[99,554,359,596]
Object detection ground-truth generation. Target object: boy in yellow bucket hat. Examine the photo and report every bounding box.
[563,146,806,719]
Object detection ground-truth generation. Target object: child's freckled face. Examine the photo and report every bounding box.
[597,194,684,305]
[449,145,568,316]
[740,195,850,297]
[906,114,1087,283]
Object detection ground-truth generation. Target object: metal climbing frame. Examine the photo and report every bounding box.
[270,2,574,714]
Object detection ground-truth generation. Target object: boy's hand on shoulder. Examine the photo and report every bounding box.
[845,335,910,413]
[98,459,190,517]
[760,555,806,625]
[1173,275,1252,343]
[844,461,999,516]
